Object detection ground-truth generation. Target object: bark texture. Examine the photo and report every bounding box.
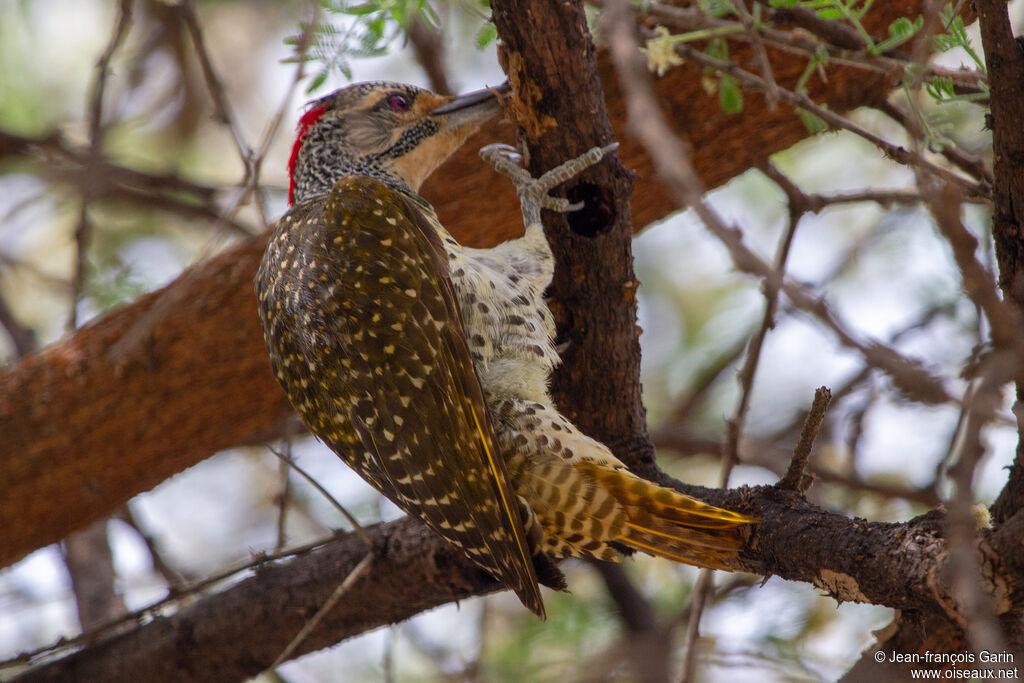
[979,0,1024,525]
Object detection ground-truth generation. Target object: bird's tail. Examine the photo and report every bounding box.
[497,397,755,570]
[575,462,756,570]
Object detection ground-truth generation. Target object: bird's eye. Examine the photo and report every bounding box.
[387,95,410,111]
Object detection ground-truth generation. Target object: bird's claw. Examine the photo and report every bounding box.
[480,143,523,167]
[543,197,584,213]
[480,142,619,227]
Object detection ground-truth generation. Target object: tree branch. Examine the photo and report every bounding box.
[15,486,1024,679]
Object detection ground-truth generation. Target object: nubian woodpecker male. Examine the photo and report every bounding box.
[255,81,754,619]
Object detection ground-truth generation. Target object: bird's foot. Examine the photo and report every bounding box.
[480,142,619,227]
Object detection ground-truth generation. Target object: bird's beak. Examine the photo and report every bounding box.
[429,82,510,125]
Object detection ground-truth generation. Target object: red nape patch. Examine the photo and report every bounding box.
[287,104,329,205]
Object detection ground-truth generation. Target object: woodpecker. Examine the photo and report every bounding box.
[256,81,754,620]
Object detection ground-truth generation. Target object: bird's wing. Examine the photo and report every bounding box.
[316,175,545,617]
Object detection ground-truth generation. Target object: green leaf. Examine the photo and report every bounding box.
[418,2,441,30]
[306,69,329,94]
[719,74,742,113]
[339,2,379,15]
[706,36,728,61]
[698,0,734,18]
[872,14,921,54]
[925,75,954,101]
[890,16,919,39]
[933,34,959,52]
[475,23,497,49]
[799,108,829,133]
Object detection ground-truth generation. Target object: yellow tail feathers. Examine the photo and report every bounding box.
[575,462,756,571]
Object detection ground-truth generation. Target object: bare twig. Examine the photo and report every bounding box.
[925,181,1015,348]
[263,445,378,683]
[0,287,37,358]
[590,560,658,637]
[408,18,451,95]
[763,162,923,212]
[117,505,191,590]
[601,6,735,679]
[248,0,320,212]
[660,335,749,427]
[265,445,373,550]
[679,569,713,683]
[61,521,126,630]
[69,0,133,331]
[778,386,832,491]
[945,356,1012,655]
[722,161,806,479]
[275,441,293,553]
[3,533,343,669]
[269,552,374,670]
[60,0,134,636]
[383,628,396,683]
[0,129,251,236]
[176,0,280,229]
[652,431,942,506]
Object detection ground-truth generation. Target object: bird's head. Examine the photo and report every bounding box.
[288,81,508,205]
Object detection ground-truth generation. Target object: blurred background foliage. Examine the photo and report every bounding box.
[0,0,1017,680]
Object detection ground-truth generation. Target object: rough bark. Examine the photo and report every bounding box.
[18,487,1024,680]
[979,0,1024,525]
[14,519,496,683]
[491,0,646,462]
[0,2,926,569]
